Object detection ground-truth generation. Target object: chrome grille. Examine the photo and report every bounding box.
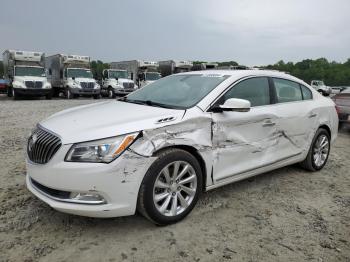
[27,127,62,164]
[35,81,43,88]
[25,81,43,88]
[123,82,135,89]
[81,82,94,89]
[25,81,34,88]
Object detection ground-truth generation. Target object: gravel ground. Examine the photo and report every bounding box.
[0,96,349,262]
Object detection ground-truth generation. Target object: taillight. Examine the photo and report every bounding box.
[335,105,340,115]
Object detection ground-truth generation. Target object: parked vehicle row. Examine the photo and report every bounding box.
[1,50,345,101]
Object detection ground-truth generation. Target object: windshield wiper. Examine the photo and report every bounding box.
[118,97,179,109]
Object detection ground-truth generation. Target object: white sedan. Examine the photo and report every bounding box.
[26,70,338,225]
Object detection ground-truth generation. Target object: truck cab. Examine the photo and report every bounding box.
[64,67,100,99]
[138,71,161,87]
[102,69,136,98]
[3,50,52,99]
[46,54,100,99]
[311,80,331,96]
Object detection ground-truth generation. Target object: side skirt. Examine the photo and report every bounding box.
[205,153,303,191]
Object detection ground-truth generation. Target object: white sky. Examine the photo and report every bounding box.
[1,0,349,66]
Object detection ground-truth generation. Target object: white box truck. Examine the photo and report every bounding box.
[3,50,52,99]
[158,60,193,77]
[101,68,136,98]
[46,54,100,99]
[110,60,161,88]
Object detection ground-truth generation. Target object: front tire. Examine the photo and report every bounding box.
[137,149,202,225]
[7,86,13,97]
[12,88,20,100]
[46,91,53,100]
[300,128,330,171]
[108,87,116,98]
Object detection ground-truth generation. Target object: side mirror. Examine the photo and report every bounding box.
[212,98,251,112]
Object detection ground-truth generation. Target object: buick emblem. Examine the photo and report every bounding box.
[32,133,38,143]
[28,133,37,152]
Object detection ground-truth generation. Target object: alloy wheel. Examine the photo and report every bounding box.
[313,134,329,167]
[153,161,197,217]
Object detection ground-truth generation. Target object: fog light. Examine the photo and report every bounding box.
[69,192,106,204]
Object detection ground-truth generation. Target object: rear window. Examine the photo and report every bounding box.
[300,85,313,100]
[273,78,303,103]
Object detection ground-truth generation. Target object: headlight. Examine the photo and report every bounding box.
[65,132,139,163]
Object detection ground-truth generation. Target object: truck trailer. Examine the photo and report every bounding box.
[101,69,136,98]
[191,62,218,71]
[158,60,193,77]
[46,54,100,99]
[110,60,161,88]
[3,50,52,99]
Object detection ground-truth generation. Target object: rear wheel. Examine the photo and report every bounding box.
[300,128,330,171]
[137,149,202,225]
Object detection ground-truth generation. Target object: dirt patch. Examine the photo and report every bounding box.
[0,96,349,261]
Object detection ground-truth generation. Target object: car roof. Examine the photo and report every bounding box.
[179,70,305,84]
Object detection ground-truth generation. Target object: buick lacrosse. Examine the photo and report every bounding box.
[26,70,338,225]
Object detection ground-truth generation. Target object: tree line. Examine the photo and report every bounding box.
[1,58,350,86]
[263,58,350,86]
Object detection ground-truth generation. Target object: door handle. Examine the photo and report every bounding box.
[308,113,317,118]
[262,120,276,127]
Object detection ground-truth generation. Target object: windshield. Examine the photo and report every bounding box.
[15,66,45,77]
[109,70,128,79]
[145,72,161,81]
[67,68,93,78]
[126,74,229,109]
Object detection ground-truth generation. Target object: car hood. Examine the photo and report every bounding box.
[40,101,185,144]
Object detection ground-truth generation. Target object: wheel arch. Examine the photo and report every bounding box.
[319,124,331,138]
[152,145,207,192]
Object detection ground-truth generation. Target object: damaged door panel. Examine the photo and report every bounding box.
[211,108,280,182]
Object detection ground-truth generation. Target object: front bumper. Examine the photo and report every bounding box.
[114,88,136,95]
[14,88,51,96]
[26,144,155,218]
[70,88,100,95]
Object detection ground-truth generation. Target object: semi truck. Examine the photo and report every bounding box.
[110,60,161,88]
[158,60,193,77]
[101,68,136,98]
[2,50,52,99]
[46,54,100,99]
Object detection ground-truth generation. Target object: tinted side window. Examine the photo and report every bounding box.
[273,78,302,103]
[300,85,313,100]
[223,77,270,107]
